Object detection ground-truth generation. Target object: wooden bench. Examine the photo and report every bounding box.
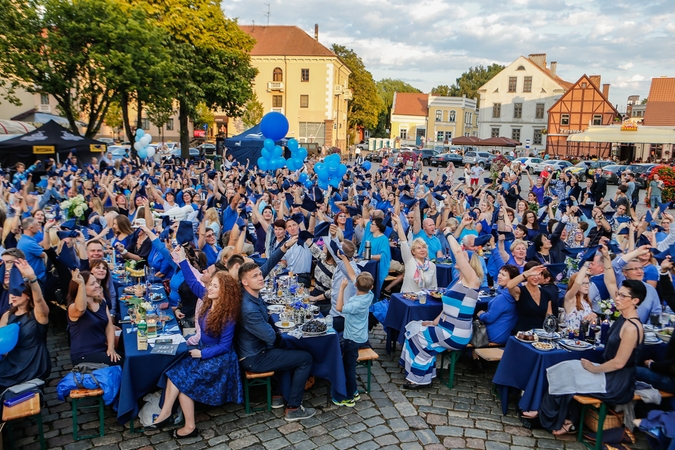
[438,343,503,389]
[574,391,674,450]
[2,392,45,450]
[243,371,274,414]
[70,388,105,441]
[474,348,504,362]
[356,348,379,394]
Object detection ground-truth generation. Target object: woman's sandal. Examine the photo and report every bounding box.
[552,421,576,436]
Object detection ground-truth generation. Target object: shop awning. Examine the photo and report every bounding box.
[0,120,36,135]
[567,125,675,144]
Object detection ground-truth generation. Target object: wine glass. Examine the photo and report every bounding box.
[543,314,558,343]
[557,308,567,332]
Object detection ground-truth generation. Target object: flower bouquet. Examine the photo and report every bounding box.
[60,195,87,220]
[127,297,153,321]
[599,299,621,320]
[125,259,147,278]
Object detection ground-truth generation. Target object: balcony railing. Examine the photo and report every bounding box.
[267,81,284,92]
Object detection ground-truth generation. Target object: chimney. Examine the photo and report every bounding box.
[314,24,319,41]
[528,53,547,69]
[602,84,610,98]
[550,61,557,77]
[589,75,601,89]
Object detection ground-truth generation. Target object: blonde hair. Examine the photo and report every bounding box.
[510,239,528,253]
[410,237,428,254]
[90,197,104,216]
[205,208,220,226]
[445,217,459,232]
[469,252,484,280]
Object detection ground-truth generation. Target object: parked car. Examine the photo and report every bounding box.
[430,152,463,167]
[534,159,573,174]
[199,143,217,156]
[163,146,200,159]
[569,160,614,181]
[518,157,544,174]
[98,137,115,146]
[107,145,128,160]
[414,149,440,165]
[601,165,627,185]
[462,151,492,168]
[624,163,659,188]
[355,142,369,151]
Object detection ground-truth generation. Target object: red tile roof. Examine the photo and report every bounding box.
[392,93,428,116]
[643,78,675,126]
[239,25,336,57]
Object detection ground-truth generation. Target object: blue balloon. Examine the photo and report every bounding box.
[318,180,329,190]
[263,138,275,151]
[138,148,148,159]
[292,158,304,169]
[258,157,269,171]
[286,158,297,171]
[316,166,329,182]
[327,164,339,177]
[338,163,347,178]
[136,129,145,138]
[272,157,286,169]
[260,112,289,141]
[287,138,299,152]
[329,177,341,188]
[273,145,283,158]
[362,161,372,171]
[304,179,313,189]
[135,134,141,142]
[298,173,308,183]
[261,148,271,160]
[297,147,308,160]
[0,323,19,354]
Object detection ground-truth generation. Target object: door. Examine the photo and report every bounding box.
[415,128,426,146]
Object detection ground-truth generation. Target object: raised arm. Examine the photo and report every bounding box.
[67,269,88,321]
[447,233,480,289]
[15,259,49,325]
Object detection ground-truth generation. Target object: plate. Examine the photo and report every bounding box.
[515,334,536,343]
[532,342,555,351]
[275,321,295,329]
[643,324,655,332]
[559,339,593,350]
[303,331,327,336]
[267,305,284,314]
[533,329,561,340]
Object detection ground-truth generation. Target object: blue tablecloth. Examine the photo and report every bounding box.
[271,314,347,397]
[435,263,453,288]
[383,294,444,354]
[115,285,188,424]
[492,336,668,415]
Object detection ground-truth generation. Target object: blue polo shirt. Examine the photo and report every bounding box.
[17,235,46,281]
[413,230,442,259]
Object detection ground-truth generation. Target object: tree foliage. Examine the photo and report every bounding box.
[105,101,124,137]
[331,44,383,131]
[431,85,452,96]
[241,92,264,128]
[371,79,421,138]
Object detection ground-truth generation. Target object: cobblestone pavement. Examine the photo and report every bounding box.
[10,317,651,450]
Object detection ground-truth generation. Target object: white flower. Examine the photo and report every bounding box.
[73,205,85,218]
[74,195,85,204]
[61,200,72,210]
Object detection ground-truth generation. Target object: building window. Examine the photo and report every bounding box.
[166,119,174,131]
[512,128,521,142]
[272,95,283,107]
[523,76,532,93]
[445,131,452,141]
[533,129,543,145]
[300,95,309,108]
[516,65,525,71]
[508,77,517,92]
[514,103,523,119]
[535,103,545,119]
[141,118,150,130]
[399,128,407,139]
[465,112,472,124]
[593,114,602,125]
[492,103,501,118]
[581,82,588,88]
[273,68,283,82]
[301,68,309,82]
[448,110,456,122]
[299,122,325,145]
[40,94,49,105]
[435,110,442,122]
[561,114,570,126]
[491,127,500,138]
[437,131,444,141]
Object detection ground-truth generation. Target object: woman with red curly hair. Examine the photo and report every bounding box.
[147,272,244,439]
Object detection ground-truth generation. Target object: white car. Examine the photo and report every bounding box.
[542,160,574,172]
[517,157,544,174]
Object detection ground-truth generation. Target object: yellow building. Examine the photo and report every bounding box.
[389,92,478,147]
[240,25,351,149]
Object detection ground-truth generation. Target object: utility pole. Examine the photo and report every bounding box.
[264,3,270,25]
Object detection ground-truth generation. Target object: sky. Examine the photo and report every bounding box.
[224,0,675,112]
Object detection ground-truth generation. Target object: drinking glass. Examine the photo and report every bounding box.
[418,292,427,305]
[660,313,669,329]
[325,315,333,331]
[650,313,661,328]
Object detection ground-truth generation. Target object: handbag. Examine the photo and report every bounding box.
[470,319,489,348]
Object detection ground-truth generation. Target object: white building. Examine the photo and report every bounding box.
[477,53,572,155]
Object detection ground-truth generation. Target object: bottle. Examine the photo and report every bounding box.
[137,319,148,351]
[364,241,372,260]
[600,319,610,345]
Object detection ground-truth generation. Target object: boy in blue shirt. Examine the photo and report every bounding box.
[331,272,374,407]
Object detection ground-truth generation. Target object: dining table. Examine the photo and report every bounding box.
[492,336,669,415]
[115,282,188,425]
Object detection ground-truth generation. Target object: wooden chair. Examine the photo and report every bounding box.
[2,392,45,450]
[574,391,674,450]
[438,343,502,389]
[69,388,105,440]
[243,371,274,414]
[356,348,379,393]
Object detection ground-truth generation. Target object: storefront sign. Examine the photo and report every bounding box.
[194,130,206,138]
[33,145,55,154]
[620,121,638,131]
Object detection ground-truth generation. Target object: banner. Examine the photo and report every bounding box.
[90,144,105,152]
[33,145,55,154]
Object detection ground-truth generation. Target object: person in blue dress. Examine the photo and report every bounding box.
[148,272,243,439]
[363,217,391,293]
[476,265,520,345]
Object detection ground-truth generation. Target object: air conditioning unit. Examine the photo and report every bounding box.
[38,104,51,113]
[334,85,344,94]
[267,81,284,92]
[271,107,284,114]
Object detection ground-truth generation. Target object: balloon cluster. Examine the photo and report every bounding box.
[285,138,308,171]
[134,129,155,159]
[314,153,346,190]
[257,112,289,171]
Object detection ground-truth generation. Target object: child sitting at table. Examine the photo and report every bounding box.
[331,272,374,407]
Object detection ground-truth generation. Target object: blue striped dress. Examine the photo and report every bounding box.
[400,282,478,384]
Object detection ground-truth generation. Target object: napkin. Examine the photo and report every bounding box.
[148,334,185,346]
[404,320,428,340]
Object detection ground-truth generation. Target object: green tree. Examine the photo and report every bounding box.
[431,85,452,96]
[105,101,124,140]
[641,98,648,105]
[146,100,175,143]
[372,79,421,138]
[241,92,264,128]
[331,45,383,133]
[140,0,258,158]
[446,64,505,106]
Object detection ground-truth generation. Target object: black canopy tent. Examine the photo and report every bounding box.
[223,123,289,164]
[0,120,105,168]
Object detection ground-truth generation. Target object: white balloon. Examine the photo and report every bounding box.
[146,146,155,157]
[134,142,143,151]
[140,135,152,146]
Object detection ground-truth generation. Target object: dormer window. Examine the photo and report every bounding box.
[517,65,526,71]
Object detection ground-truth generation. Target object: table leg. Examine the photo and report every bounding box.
[498,385,509,415]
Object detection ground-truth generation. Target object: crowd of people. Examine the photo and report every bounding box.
[0,148,674,438]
